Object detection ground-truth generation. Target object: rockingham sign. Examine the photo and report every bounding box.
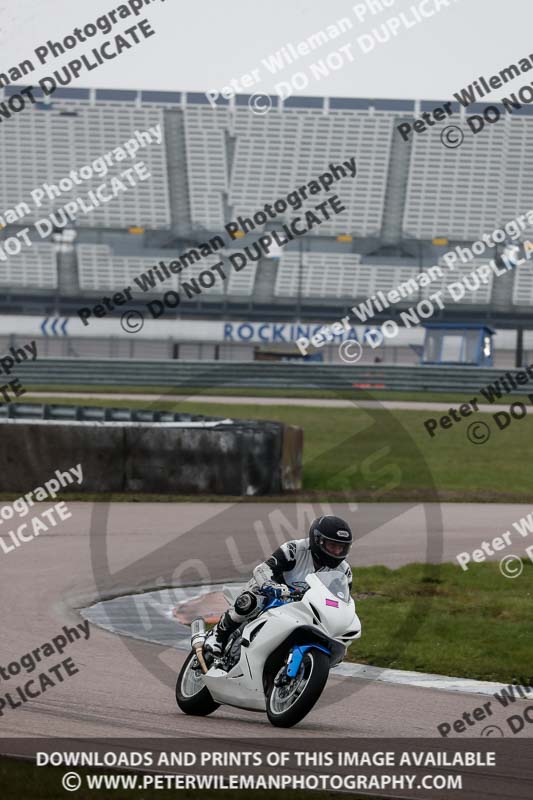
[2,316,532,356]
[0,315,422,349]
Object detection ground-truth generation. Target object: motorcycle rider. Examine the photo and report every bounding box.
[205,515,353,657]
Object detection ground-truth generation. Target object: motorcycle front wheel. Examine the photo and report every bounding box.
[266,649,329,728]
[176,651,219,716]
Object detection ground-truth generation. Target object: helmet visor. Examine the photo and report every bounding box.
[318,534,351,560]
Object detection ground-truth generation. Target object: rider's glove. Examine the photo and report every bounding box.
[261,581,290,600]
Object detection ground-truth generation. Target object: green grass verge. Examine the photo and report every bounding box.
[348,562,533,683]
[16,395,533,502]
[0,759,374,800]
[23,384,527,405]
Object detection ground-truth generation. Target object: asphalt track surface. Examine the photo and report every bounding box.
[2,501,532,744]
[27,391,518,413]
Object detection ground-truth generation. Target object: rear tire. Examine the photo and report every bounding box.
[266,649,329,728]
[176,651,219,716]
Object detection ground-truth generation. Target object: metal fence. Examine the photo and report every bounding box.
[10,358,531,395]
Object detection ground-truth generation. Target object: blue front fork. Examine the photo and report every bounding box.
[286,644,330,678]
[260,595,330,678]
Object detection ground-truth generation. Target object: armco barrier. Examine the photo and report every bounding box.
[0,407,303,496]
[11,358,533,395]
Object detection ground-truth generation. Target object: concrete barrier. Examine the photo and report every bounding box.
[0,414,303,496]
[0,422,125,494]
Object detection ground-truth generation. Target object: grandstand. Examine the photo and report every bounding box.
[1,86,533,364]
[0,243,57,289]
[0,104,170,230]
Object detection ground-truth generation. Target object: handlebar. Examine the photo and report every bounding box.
[259,584,308,601]
[288,587,306,600]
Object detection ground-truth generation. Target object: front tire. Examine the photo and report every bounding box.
[266,649,329,728]
[176,651,219,716]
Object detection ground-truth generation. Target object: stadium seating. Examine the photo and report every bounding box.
[403,111,507,240]
[274,251,495,304]
[500,116,533,238]
[77,244,171,291]
[3,87,533,317]
[275,253,421,299]
[77,244,256,297]
[183,105,393,236]
[420,257,495,305]
[275,252,359,298]
[0,243,57,288]
[178,252,257,296]
[184,107,229,230]
[512,259,533,306]
[0,105,171,230]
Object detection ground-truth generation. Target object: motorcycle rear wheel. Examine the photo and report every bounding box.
[266,650,329,728]
[176,651,219,716]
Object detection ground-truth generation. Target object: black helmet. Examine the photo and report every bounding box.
[309,515,352,568]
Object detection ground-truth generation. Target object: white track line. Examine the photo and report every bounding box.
[332,663,512,696]
[83,583,528,699]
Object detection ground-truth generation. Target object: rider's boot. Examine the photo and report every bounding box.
[205,611,239,657]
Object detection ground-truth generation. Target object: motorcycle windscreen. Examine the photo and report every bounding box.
[315,571,351,603]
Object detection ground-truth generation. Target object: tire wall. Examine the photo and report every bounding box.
[0,420,303,496]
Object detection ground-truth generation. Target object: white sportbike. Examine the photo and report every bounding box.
[176,571,361,728]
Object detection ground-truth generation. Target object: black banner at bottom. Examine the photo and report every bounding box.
[0,737,532,799]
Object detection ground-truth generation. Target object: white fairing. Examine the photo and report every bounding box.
[202,572,361,711]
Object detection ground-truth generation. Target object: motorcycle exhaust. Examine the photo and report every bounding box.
[190,618,208,674]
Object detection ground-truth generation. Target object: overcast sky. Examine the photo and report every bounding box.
[0,0,530,103]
